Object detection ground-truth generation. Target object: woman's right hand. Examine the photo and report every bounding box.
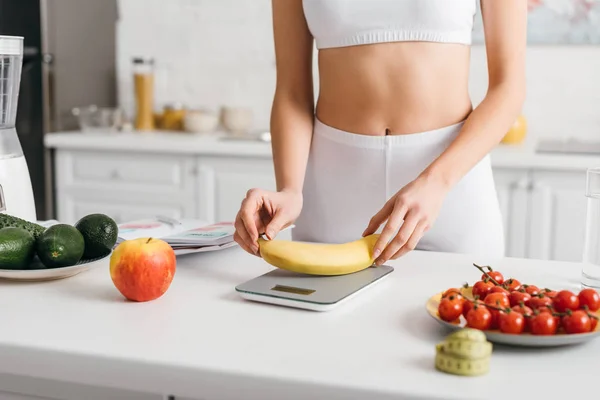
[233,188,303,256]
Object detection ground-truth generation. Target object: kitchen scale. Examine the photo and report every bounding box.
[235,265,394,311]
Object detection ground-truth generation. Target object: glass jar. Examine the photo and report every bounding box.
[132,57,155,131]
[160,103,186,131]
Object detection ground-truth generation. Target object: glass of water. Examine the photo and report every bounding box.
[582,167,600,289]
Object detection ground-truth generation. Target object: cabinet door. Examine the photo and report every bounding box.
[492,168,531,258]
[197,157,276,223]
[528,170,587,262]
[196,157,293,241]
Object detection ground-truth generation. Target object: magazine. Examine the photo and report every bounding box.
[115,216,237,255]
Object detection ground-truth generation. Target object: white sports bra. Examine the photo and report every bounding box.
[302,0,477,49]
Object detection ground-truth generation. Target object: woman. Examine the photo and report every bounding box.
[234,0,527,266]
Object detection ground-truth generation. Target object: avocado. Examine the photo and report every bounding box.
[0,213,46,239]
[36,224,85,268]
[0,227,36,270]
[75,213,118,259]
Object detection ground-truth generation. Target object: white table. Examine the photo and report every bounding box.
[0,247,595,400]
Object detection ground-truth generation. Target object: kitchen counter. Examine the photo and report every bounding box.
[45,130,600,171]
[0,247,596,400]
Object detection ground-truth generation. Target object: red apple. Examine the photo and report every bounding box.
[109,237,176,302]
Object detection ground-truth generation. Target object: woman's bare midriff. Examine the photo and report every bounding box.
[315,41,473,136]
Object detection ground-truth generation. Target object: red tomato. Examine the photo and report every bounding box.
[466,306,492,330]
[509,291,531,307]
[503,278,522,292]
[562,310,592,334]
[527,294,553,309]
[484,292,510,309]
[579,288,600,312]
[536,306,561,328]
[530,311,558,335]
[553,290,580,313]
[438,297,463,322]
[442,288,461,298]
[589,313,599,331]
[489,286,510,296]
[462,299,483,318]
[543,289,558,298]
[523,285,540,296]
[481,271,504,285]
[498,310,525,334]
[472,280,494,300]
[512,303,533,317]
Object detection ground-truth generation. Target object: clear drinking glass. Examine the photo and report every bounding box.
[581,167,600,289]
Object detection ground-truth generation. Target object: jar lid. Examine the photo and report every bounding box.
[0,35,23,56]
[164,102,185,110]
[132,57,154,65]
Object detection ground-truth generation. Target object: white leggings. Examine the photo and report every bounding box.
[291,117,506,259]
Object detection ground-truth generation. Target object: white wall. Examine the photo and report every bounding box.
[116,0,600,141]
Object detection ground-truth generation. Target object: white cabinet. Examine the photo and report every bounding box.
[493,167,587,263]
[492,168,531,258]
[51,148,586,261]
[197,157,276,223]
[528,170,587,262]
[54,150,198,224]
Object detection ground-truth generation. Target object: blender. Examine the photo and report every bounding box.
[0,35,37,222]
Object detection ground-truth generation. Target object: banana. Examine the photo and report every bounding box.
[257,234,380,276]
[434,328,492,377]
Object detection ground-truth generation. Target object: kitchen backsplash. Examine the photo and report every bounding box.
[116,0,600,140]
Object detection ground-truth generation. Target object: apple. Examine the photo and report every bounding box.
[109,237,176,302]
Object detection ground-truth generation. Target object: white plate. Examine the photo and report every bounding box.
[0,254,110,282]
[426,288,600,347]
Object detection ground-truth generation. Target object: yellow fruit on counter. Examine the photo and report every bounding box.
[257,234,380,276]
[501,115,527,144]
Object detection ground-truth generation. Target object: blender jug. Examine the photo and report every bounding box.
[0,35,37,222]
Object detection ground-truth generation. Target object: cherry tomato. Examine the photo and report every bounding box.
[543,288,558,298]
[466,305,492,330]
[579,288,600,312]
[498,310,525,334]
[588,313,599,331]
[462,299,483,318]
[484,292,510,309]
[510,291,531,307]
[503,278,522,292]
[553,290,580,313]
[472,280,494,300]
[442,288,461,298]
[480,271,504,285]
[527,293,553,309]
[511,303,533,317]
[562,310,592,334]
[438,296,464,322]
[530,311,558,335]
[536,306,561,328]
[489,286,510,296]
[523,285,540,296]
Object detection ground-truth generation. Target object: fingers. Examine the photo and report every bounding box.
[234,189,265,255]
[234,230,259,256]
[375,210,419,265]
[362,200,394,237]
[264,209,289,240]
[234,213,259,255]
[390,220,428,260]
[372,203,408,261]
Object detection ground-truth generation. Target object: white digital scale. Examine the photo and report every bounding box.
[235,265,394,311]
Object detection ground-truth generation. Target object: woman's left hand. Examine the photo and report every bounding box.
[362,174,449,265]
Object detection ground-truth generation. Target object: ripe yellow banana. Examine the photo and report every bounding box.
[257,234,380,276]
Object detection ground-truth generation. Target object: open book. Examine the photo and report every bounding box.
[115,216,237,255]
